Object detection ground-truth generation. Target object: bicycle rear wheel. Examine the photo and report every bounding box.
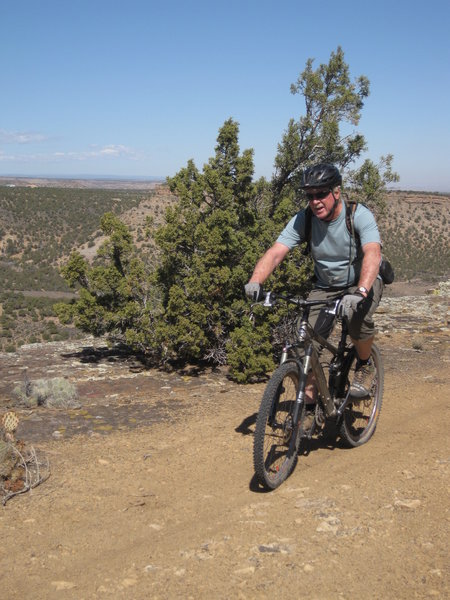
[339,343,384,447]
[253,361,304,490]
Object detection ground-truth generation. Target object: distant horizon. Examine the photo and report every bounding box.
[2,3,450,195]
[0,173,165,182]
[0,173,448,195]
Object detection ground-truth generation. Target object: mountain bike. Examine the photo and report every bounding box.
[252,291,384,490]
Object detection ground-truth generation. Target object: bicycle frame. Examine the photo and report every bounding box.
[253,290,384,489]
[263,292,351,425]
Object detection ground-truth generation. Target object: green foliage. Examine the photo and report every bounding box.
[0,186,149,292]
[0,291,79,351]
[55,213,161,351]
[55,49,408,382]
[226,319,275,383]
[346,155,399,215]
[273,47,369,198]
[272,46,397,215]
[56,120,278,378]
[153,118,273,371]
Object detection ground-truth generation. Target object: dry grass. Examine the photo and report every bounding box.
[13,376,80,409]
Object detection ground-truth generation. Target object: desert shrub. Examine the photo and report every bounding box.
[14,377,79,408]
[0,439,17,479]
[411,335,424,351]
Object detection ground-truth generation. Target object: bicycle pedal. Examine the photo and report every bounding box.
[300,428,314,440]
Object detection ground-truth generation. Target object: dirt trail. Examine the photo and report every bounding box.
[0,318,449,598]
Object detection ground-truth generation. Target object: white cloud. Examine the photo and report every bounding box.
[58,145,140,160]
[0,129,48,144]
[98,145,134,157]
[0,144,142,163]
[0,150,36,162]
[0,130,139,161]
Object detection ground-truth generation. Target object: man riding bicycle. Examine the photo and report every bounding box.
[245,163,384,403]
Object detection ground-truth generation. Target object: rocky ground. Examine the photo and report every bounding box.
[0,281,448,599]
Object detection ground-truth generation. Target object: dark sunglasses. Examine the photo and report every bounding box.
[306,190,330,201]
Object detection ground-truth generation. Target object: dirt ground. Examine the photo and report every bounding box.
[0,286,449,599]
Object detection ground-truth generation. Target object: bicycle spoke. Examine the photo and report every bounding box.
[253,362,303,489]
[339,345,384,447]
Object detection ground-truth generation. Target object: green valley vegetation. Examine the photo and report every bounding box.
[379,192,449,280]
[0,186,164,351]
[0,186,152,291]
[0,291,83,352]
[54,47,403,382]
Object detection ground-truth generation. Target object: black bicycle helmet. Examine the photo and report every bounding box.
[300,163,342,190]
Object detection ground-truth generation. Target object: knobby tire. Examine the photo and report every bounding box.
[339,343,384,447]
[253,361,304,490]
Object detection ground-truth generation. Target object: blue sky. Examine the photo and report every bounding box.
[1,0,449,191]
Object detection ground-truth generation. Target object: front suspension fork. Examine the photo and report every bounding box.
[293,345,337,421]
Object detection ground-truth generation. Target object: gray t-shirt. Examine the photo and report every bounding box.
[277,202,381,288]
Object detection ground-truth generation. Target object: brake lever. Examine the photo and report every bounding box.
[263,291,273,307]
[324,298,341,316]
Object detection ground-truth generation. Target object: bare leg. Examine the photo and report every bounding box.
[305,373,317,406]
[351,336,374,361]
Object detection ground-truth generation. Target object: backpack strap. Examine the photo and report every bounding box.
[345,199,361,249]
[302,205,313,255]
[303,199,360,255]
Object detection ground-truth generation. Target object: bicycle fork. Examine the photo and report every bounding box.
[293,345,337,422]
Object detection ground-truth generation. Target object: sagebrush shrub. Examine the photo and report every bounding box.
[14,377,79,408]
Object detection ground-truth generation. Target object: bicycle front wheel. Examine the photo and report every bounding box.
[339,343,384,447]
[253,361,304,490]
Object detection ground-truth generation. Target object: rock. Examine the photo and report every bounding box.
[234,566,255,575]
[120,578,137,587]
[401,469,415,479]
[394,499,421,510]
[316,516,341,534]
[258,544,281,553]
[51,581,77,590]
[257,542,293,554]
[144,564,159,573]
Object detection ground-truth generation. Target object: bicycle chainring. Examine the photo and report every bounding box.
[315,403,326,426]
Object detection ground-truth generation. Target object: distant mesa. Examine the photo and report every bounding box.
[0,175,165,190]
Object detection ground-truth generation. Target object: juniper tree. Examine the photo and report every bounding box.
[272,46,397,216]
[56,48,398,382]
[152,118,272,368]
[149,118,312,380]
[54,212,160,351]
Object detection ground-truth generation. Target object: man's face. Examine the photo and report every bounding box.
[306,187,340,221]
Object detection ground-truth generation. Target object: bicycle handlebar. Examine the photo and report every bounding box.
[255,291,343,312]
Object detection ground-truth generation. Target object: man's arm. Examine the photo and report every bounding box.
[248,242,291,284]
[358,242,381,293]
